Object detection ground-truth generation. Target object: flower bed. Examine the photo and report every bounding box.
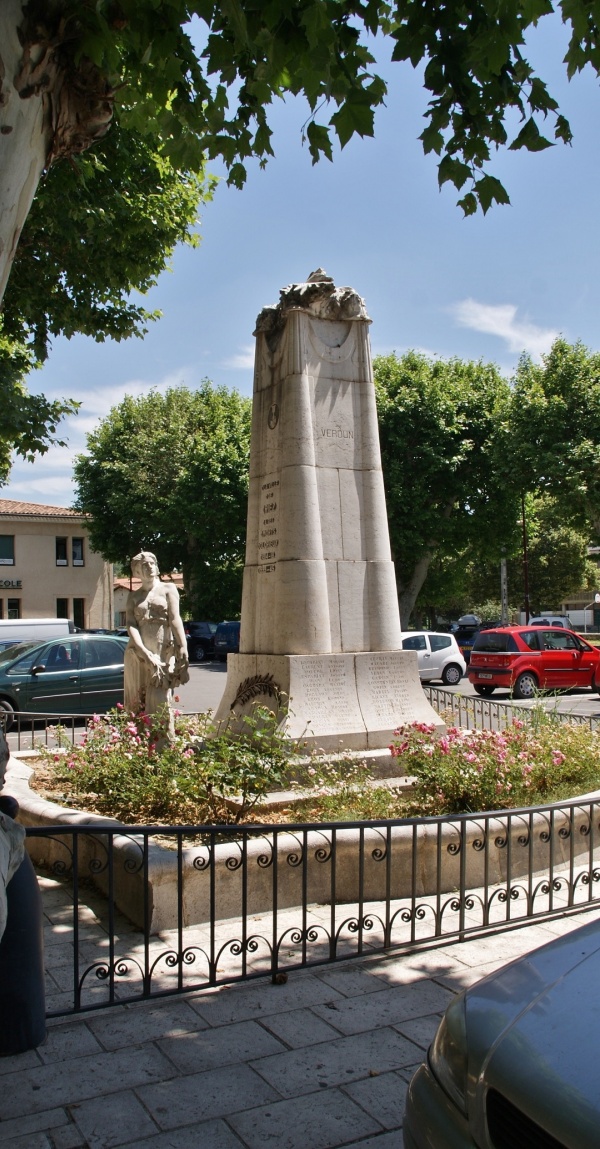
[392,711,600,816]
[29,703,600,825]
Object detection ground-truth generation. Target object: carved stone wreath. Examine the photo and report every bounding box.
[232,674,282,709]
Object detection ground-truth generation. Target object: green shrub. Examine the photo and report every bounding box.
[43,703,294,823]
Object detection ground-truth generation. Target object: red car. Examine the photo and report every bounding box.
[468,625,600,699]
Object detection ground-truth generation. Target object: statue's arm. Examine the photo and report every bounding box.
[166,586,188,661]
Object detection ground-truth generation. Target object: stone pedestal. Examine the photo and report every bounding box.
[215,269,442,746]
[216,650,440,751]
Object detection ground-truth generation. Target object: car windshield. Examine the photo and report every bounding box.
[473,632,518,653]
[0,641,39,666]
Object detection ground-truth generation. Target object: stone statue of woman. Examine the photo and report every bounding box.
[124,551,189,737]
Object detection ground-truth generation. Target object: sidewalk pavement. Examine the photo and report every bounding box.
[2,896,600,1149]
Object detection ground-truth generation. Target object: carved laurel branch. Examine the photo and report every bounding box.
[232,674,282,708]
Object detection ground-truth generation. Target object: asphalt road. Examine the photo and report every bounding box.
[443,674,600,722]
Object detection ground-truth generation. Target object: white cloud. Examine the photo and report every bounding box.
[1,367,198,506]
[451,299,559,360]
[221,346,255,370]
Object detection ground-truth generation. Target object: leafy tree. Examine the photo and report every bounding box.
[3,1,600,481]
[3,0,600,317]
[73,383,251,618]
[2,125,214,363]
[374,351,520,626]
[510,340,600,535]
[0,326,79,483]
[467,494,596,614]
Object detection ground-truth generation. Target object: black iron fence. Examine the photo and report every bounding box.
[1,687,597,749]
[424,685,600,732]
[0,710,93,749]
[27,796,600,1017]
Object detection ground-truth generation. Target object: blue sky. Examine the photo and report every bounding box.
[4,13,600,506]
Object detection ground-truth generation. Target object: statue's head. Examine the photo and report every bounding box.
[131,550,159,580]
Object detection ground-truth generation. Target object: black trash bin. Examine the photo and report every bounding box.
[0,799,46,1055]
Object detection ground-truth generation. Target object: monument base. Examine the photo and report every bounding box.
[213,651,444,752]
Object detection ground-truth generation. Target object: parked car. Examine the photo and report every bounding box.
[213,620,241,661]
[468,624,600,698]
[183,620,217,662]
[0,639,23,654]
[0,634,128,728]
[404,914,600,1148]
[400,632,466,686]
[528,613,573,629]
[452,624,481,665]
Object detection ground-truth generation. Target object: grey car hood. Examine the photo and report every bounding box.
[465,919,600,1147]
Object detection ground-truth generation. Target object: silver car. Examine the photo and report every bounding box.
[400,631,466,686]
[404,915,600,1147]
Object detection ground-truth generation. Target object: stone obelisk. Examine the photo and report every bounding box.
[215,270,441,749]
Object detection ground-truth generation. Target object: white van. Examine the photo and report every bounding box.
[528,614,573,630]
[0,618,73,644]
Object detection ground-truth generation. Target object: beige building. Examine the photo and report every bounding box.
[0,500,113,629]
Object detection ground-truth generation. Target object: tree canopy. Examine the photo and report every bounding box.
[382,340,600,624]
[11,0,597,219]
[374,350,519,625]
[2,125,214,365]
[73,382,251,619]
[4,2,600,504]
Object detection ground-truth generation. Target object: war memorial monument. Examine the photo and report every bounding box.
[215,269,441,750]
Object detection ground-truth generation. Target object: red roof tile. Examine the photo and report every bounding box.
[0,499,82,518]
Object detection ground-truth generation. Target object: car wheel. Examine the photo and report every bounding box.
[191,644,205,663]
[441,663,462,686]
[474,684,495,697]
[513,671,538,700]
[0,698,15,732]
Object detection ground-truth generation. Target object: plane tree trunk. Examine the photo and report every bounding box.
[0,0,113,306]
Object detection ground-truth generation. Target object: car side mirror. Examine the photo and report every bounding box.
[31,664,46,675]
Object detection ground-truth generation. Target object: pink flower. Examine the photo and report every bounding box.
[552,751,566,766]
[116,702,124,710]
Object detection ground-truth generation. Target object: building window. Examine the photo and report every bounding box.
[56,598,69,619]
[0,536,14,566]
[56,537,68,566]
[72,537,84,566]
[7,599,20,619]
[73,598,85,629]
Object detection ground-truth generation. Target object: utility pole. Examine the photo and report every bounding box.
[500,552,509,624]
[521,493,530,623]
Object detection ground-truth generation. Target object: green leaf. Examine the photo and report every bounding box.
[438,155,472,191]
[306,120,334,163]
[555,114,573,144]
[509,116,554,152]
[457,191,478,216]
[474,174,511,213]
[331,94,376,149]
[420,124,444,156]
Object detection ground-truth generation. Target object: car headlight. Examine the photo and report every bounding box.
[428,993,469,1115]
